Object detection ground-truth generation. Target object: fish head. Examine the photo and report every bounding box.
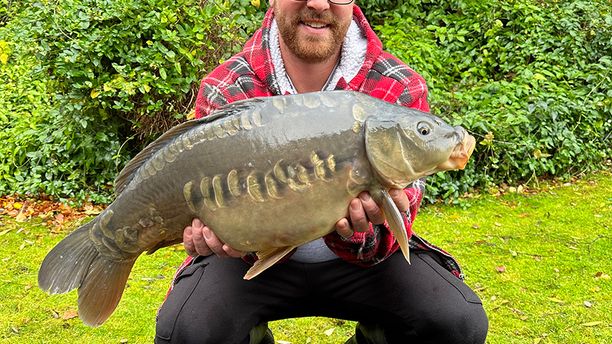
[365,109,475,188]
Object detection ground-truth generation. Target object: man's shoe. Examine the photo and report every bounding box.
[249,322,275,344]
[344,322,387,344]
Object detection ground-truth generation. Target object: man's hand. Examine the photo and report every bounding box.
[335,189,410,239]
[183,218,245,258]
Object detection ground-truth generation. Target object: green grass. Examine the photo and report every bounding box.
[1,171,610,343]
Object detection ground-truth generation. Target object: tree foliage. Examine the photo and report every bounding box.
[0,0,610,202]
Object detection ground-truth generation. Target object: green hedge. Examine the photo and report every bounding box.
[377,0,611,201]
[0,0,610,203]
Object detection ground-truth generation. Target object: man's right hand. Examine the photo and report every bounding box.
[183,218,246,258]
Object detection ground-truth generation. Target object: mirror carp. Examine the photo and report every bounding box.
[38,91,475,326]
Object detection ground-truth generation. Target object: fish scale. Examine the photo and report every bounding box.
[188,150,339,211]
[38,91,475,326]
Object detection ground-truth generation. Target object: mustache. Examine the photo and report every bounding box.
[296,8,336,25]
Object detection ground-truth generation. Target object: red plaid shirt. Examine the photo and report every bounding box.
[174,5,462,279]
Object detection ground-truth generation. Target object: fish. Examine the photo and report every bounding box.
[38,90,475,326]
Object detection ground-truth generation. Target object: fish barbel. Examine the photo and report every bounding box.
[38,91,475,326]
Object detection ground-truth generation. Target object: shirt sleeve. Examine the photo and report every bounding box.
[324,179,426,266]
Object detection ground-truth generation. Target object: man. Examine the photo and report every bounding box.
[155,1,488,343]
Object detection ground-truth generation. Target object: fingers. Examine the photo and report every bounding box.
[349,192,386,232]
[335,192,383,238]
[335,190,410,239]
[349,198,370,232]
[388,188,410,212]
[183,218,245,258]
[220,243,246,258]
[358,192,385,225]
[183,224,197,256]
[335,217,353,239]
[186,218,212,256]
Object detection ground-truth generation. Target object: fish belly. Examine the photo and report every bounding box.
[199,167,358,251]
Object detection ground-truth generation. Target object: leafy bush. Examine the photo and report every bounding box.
[0,0,22,26]
[377,0,612,202]
[358,0,404,23]
[0,0,256,202]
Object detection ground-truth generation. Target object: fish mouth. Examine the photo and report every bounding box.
[437,132,476,171]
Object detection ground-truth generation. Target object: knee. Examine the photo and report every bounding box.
[420,302,489,344]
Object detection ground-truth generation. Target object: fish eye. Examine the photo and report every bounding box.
[417,121,432,136]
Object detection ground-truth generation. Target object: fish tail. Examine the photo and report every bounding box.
[38,220,136,327]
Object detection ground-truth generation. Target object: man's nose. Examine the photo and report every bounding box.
[306,0,331,12]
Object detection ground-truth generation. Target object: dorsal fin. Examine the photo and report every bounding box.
[114,99,265,195]
[114,119,205,195]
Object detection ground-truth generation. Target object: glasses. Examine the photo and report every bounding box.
[292,0,355,5]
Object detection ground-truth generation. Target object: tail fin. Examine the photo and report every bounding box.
[38,221,136,327]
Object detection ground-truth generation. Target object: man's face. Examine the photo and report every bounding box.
[272,0,353,63]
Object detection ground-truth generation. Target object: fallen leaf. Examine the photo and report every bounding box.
[61,310,79,320]
[15,208,28,222]
[0,229,10,236]
[323,328,335,336]
[495,266,506,273]
[84,208,101,215]
[594,272,610,280]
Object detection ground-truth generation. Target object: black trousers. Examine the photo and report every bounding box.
[155,251,488,344]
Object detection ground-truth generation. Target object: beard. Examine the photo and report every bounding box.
[274,5,351,63]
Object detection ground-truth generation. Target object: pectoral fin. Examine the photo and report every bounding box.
[379,189,411,264]
[243,246,296,280]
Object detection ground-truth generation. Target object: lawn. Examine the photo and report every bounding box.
[0,171,610,343]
